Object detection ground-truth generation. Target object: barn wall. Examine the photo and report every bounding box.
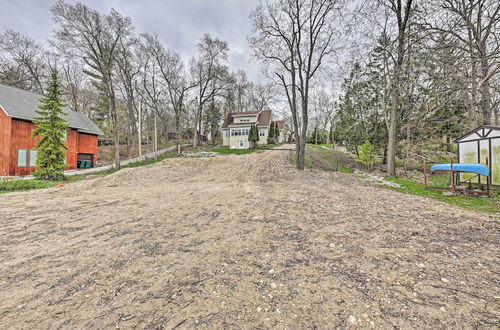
[8,119,83,175]
[66,129,79,170]
[77,133,99,166]
[0,107,12,176]
[9,119,39,176]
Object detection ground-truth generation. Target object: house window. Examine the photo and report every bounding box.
[231,128,249,136]
[259,129,266,136]
[240,118,250,122]
[29,150,38,167]
[225,130,230,138]
[17,149,28,167]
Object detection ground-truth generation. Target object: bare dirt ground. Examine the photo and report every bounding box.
[0,145,498,329]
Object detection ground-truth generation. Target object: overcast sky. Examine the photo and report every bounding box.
[0,0,265,81]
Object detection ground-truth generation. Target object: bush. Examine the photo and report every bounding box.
[356,140,378,169]
[308,128,328,144]
[267,137,277,145]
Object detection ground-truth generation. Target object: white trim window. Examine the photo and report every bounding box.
[231,128,250,136]
[259,129,266,136]
[240,118,250,122]
[17,149,28,167]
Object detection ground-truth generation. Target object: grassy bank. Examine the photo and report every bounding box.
[295,144,499,214]
[384,177,500,214]
[0,169,115,194]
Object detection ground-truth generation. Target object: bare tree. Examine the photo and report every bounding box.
[190,33,229,147]
[427,0,499,125]
[116,37,141,158]
[249,0,343,169]
[60,59,98,116]
[52,0,134,170]
[380,0,414,176]
[142,34,195,154]
[0,30,48,93]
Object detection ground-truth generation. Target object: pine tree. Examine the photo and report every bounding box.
[248,124,259,148]
[357,140,378,170]
[32,70,69,180]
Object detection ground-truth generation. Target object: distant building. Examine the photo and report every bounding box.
[0,84,103,176]
[221,110,285,149]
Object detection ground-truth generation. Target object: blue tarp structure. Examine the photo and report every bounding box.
[430,163,489,177]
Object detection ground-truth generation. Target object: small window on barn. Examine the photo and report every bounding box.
[17,149,28,167]
[29,150,38,167]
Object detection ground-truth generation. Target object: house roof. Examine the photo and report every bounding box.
[0,84,103,135]
[222,110,273,128]
[455,124,500,142]
[272,120,284,129]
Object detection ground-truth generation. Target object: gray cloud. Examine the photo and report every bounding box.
[0,0,264,81]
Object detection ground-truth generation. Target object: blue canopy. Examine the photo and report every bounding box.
[431,163,489,177]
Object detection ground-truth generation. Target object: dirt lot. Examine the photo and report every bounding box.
[0,145,498,329]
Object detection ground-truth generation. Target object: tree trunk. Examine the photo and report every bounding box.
[387,86,398,176]
[153,110,158,152]
[480,54,492,124]
[108,79,120,171]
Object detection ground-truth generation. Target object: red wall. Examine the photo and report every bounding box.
[66,129,79,170]
[9,119,38,176]
[3,118,99,176]
[0,107,12,176]
[77,133,99,166]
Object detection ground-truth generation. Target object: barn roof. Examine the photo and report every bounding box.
[0,84,103,135]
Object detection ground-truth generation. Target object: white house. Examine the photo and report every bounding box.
[221,110,285,149]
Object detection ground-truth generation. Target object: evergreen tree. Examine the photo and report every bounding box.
[357,140,378,170]
[32,70,68,180]
[248,124,259,148]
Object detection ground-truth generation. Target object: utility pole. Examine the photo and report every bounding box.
[154,108,158,152]
[138,99,142,157]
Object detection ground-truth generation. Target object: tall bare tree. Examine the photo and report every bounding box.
[381,0,414,176]
[142,34,195,154]
[428,0,499,125]
[52,0,133,170]
[249,0,343,169]
[0,30,48,93]
[190,33,228,147]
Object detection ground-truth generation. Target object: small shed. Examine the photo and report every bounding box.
[455,125,500,185]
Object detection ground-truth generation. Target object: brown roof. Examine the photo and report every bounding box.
[221,110,273,128]
[232,111,260,116]
[272,120,284,129]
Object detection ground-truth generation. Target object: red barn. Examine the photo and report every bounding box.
[0,84,103,176]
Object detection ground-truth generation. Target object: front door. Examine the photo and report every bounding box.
[239,139,245,149]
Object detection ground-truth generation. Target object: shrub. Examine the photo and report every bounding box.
[356,140,378,169]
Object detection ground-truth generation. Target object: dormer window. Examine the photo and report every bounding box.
[240,118,250,122]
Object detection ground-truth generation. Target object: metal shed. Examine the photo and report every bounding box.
[455,125,500,185]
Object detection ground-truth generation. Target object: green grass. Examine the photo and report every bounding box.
[0,179,62,193]
[384,176,500,214]
[307,144,356,172]
[0,168,117,194]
